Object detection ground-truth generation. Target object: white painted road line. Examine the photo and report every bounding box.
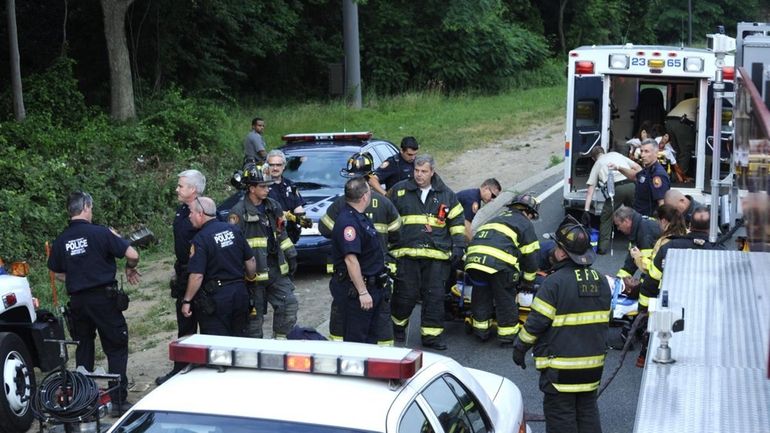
[537,179,563,203]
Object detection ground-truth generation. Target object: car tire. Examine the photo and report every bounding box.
[0,332,35,433]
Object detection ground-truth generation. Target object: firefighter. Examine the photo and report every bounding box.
[388,154,465,350]
[181,197,257,337]
[464,193,541,344]
[228,166,299,339]
[266,149,308,244]
[612,205,661,281]
[329,176,391,343]
[319,152,401,345]
[47,191,141,415]
[636,206,723,366]
[512,216,611,433]
[369,136,419,195]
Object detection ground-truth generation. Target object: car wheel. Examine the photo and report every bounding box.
[0,332,35,433]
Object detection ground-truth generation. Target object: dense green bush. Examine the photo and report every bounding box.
[0,62,235,263]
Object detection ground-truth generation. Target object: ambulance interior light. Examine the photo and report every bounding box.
[608,54,629,70]
[168,338,423,380]
[684,57,704,72]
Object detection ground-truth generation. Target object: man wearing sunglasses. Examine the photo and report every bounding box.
[456,178,502,242]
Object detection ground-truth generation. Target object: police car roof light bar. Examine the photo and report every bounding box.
[282,132,373,142]
[168,336,423,380]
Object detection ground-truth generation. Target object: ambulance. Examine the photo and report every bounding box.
[562,37,735,216]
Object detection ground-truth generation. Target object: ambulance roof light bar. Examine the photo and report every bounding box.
[168,337,423,380]
[282,132,373,142]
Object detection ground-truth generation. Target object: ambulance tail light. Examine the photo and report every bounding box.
[575,61,594,75]
[684,57,704,72]
[168,337,423,380]
[608,54,629,70]
[722,66,735,81]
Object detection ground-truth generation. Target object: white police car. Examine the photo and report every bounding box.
[108,335,530,433]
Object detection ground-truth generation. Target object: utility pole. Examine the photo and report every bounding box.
[688,0,692,46]
[342,0,362,109]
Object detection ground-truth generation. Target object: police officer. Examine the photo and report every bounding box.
[465,193,540,344]
[612,205,661,281]
[228,166,299,339]
[369,136,419,195]
[156,169,205,385]
[181,197,257,336]
[330,176,389,343]
[512,216,611,433]
[389,154,465,350]
[47,191,141,415]
[319,152,401,345]
[613,138,670,217]
[266,149,307,244]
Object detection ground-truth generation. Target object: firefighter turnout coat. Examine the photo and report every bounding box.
[617,212,661,279]
[387,175,465,260]
[514,260,611,393]
[639,231,724,308]
[465,208,540,282]
[228,197,297,281]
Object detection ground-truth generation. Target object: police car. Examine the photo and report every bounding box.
[219,132,398,267]
[108,335,530,433]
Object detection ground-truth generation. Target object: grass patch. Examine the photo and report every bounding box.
[549,154,564,168]
[233,86,566,163]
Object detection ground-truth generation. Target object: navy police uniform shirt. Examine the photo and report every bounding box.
[173,203,198,273]
[331,204,385,277]
[188,219,254,283]
[48,220,130,294]
[634,161,670,217]
[269,177,305,213]
[456,188,482,222]
[374,154,414,190]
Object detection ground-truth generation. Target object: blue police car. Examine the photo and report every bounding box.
[219,132,398,268]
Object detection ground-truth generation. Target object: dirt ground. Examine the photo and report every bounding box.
[109,122,565,402]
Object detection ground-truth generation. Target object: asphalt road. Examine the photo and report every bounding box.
[291,170,645,432]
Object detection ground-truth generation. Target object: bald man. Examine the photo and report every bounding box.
[663,190,702,227]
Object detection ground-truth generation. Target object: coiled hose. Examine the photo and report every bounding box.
[32,369,101,423]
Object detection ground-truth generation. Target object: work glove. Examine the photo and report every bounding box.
[451,246,465,269]
[288,257,298,277]
[581,211,592,227]
[512,347,527,370]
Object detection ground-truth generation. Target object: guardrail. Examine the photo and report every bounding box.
[734,66,770,251]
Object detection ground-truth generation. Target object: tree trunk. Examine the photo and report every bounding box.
[558,0,568,56]
[6,0,26,121]
[101,0,136,121]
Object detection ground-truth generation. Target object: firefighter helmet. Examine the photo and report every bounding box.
[340,152,375,178]
[509,192,540,220]
[548,215,595,265]
[243,164,273,185]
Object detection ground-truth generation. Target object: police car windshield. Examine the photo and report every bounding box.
[113,410,376,433]
[283,150,354,190]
